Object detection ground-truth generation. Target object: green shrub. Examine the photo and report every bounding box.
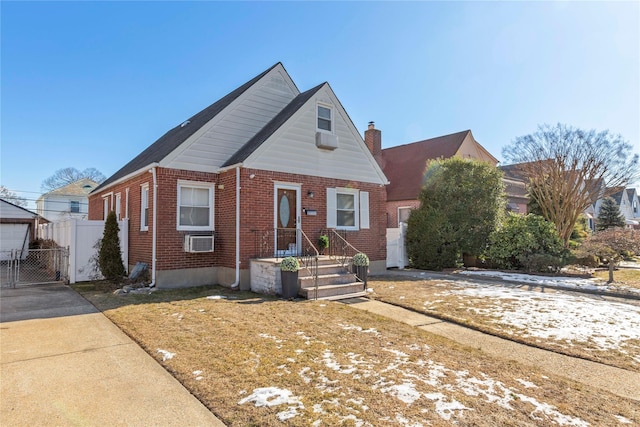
[353,253,370,266]
[280,256,300,272]
[98,211,125,281]
[518,253,565,273]
[487,213,566,270]
[318,235,329,250]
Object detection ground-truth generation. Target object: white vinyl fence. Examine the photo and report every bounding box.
[38,219,128,283]
[386,223,408,269]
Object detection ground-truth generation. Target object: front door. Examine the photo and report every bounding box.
[274,184,300,256]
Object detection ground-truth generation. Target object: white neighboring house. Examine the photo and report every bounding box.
[592,187,640,229]
[0,198,40,260]
[36,179,98,222]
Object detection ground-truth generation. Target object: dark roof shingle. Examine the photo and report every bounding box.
[93,63,282,193]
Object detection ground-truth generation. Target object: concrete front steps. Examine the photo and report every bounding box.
[297,256,367,300]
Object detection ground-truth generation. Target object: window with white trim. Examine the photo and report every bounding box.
[115,193,121,220]
[70,200,80,213]
[177,180,214,231]
[398,207,412,225]
[103,197,109,220]
[326,188,369,231]
[140,184,149,231]
[317,104,332,132]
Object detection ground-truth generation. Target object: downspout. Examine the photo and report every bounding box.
[150,167,158,287]
[231,166,241,289]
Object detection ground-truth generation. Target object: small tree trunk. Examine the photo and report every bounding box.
[608,260,615,283]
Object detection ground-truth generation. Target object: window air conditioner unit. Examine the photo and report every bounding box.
[184,235,214,253]
[316,131,338,150]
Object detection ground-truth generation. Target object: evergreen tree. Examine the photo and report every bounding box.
[596,197,625,231]
[406,158,505,270]
[99,211,125,281]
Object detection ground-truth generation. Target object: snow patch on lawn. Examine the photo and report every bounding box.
[156,349,175,361]
[440,283,640,354]
[238,387,304,421]
[459,270,640,294]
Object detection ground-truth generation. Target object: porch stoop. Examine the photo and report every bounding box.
[298,256,367,300]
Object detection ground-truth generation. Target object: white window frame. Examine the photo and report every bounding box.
[140,184,149,231]
[70,200,80,214]
[327,187,363,231]
[398,206,412,226]
[317,103,333,133]
[115,193,122,220]
[176,180,214,231]
[102,196,109,221]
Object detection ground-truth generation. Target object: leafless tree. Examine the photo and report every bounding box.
[578,228,640,283]
[503,123,638,246]
[0,185,28,207]
[41,167,106,192]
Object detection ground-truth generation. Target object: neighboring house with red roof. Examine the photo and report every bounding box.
[88,63,388,296]
[363,124,499,227]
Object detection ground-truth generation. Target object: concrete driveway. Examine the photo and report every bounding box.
[0,283,225,426]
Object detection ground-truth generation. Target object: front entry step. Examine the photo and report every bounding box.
[299,282,366,300]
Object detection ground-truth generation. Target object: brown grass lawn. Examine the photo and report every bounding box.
[593,268,640,290]
[368,275,640,373]
[73,283,639,426]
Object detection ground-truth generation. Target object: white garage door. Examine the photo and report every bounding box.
[0,224,30,261]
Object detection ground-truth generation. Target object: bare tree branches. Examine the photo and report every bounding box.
[503,123,638,246]
[0,185,28,207]
[41,167,106,192]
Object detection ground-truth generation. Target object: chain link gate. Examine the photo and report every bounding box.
[0,247,69,288]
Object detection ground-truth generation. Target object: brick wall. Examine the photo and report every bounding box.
[386,199,420,228]
[89,166,387,277]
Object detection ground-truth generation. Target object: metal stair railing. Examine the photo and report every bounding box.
[297,229,319,300]
[327,228,367,288]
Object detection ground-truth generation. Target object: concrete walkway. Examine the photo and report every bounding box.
[0,283,225,426]
[343,298,640,402]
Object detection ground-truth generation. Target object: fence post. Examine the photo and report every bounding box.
[69,219,77,284]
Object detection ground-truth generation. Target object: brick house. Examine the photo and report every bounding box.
[364,125,499,227]
[88,63,388,292]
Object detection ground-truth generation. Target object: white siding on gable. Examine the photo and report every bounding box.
[163,67,299,172]
[243,85,388,185]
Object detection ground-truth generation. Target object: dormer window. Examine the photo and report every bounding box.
[317,105,332,132]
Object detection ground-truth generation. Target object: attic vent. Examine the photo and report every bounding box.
[180,120,191,128]
[82,185,93,190]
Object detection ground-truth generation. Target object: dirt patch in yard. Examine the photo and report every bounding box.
[368,276,640,373]
[74,284,639,426]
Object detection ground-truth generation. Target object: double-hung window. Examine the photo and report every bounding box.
[177,180,214,231]
[70,200,80,213]
[140,184,149,231]
[317,105,332,132]
[327,188,369,231]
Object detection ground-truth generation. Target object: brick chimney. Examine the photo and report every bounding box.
[364,121,382,158]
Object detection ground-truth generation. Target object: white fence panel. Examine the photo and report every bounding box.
[38,219,128,283]
[386,223,407,269]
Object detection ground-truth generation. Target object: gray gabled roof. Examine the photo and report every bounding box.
[223,83,325,167]
[93,63,283,193]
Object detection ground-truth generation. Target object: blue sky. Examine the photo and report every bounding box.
[2,1,639,209]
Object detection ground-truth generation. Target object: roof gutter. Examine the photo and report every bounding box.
[216,162,243,174]
[91,163,160,195]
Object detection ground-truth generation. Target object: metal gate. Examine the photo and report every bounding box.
[0,248,69,288]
